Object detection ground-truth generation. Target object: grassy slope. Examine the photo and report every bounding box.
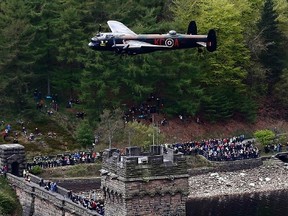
[38,163,102,178]
[0,177,22,216]
[0,109,82,159]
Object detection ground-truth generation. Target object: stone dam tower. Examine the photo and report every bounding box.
[0,144,25,176]
[101,146,189,216]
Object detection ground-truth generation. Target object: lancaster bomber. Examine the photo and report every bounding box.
[88,20,217,55]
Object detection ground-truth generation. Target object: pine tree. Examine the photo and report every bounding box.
[0,0,35,110]
[257,0,286,93]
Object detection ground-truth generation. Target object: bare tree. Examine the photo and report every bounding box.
[97,108,124,149]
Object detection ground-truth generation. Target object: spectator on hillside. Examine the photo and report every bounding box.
[161,118,168,126]
[47,110,54,116]
[36,99,44,110]
[28,133,35,141]
[3,129,9,141]
[67,100,72,108]
[35,128,42,136]
[6,124,11,133]
[33,89,39,101]
[76,112,85,119]
[13,137,18,143]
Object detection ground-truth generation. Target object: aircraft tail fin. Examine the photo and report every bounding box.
[206,29,217,52]
[187,21,197,35]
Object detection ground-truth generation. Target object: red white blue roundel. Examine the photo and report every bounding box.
[165,38,174,47]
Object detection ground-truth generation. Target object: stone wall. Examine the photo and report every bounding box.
[101,146,189,216]
[188,158,263,176]
[7,173,101,216]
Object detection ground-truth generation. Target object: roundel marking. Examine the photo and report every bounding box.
[165,38,174,47]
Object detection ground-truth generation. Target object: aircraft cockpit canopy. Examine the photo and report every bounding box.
[93,33,113,41]
[168,30,177,35]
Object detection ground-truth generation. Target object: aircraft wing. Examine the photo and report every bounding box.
[113,40,171,49]
[107,20,137,36]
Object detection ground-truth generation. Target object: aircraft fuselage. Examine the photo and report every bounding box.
[89,20,217,55]
[89,32,210,55]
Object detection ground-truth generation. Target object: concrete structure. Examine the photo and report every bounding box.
[0,144,25,176]
[101,146,189,216]
[188,157,263,176]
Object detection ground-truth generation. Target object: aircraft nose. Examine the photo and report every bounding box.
[88,42,94,47]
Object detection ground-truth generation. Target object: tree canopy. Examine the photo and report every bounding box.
[1,0,287,122]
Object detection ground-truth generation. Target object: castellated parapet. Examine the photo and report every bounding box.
[101,145,189,216]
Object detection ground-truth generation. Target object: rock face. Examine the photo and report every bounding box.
[188,157,288,199]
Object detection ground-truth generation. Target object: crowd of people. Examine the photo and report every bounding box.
[264,143,287,153]
[68,190,104,215]
[170,135,260,161]
[24,169,58,192]
[34,89,60,115]
[26,151,100,170]
[33,176,104,215]
[123,93,164,123]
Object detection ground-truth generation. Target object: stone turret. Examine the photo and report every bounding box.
[0,144,26,176]
[101,145,189,216]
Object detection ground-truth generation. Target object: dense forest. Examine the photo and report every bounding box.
[0,0,288,124]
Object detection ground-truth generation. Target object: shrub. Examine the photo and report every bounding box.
[254,129,275,146]
[30,165,43,175]
[0,192,16,215]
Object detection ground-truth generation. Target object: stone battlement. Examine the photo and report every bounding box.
[101,145,188,180]
[101,145,189,216]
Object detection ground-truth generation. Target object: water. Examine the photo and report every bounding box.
[186,190,288,216]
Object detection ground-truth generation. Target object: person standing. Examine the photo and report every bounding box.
[3,165,8,177]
